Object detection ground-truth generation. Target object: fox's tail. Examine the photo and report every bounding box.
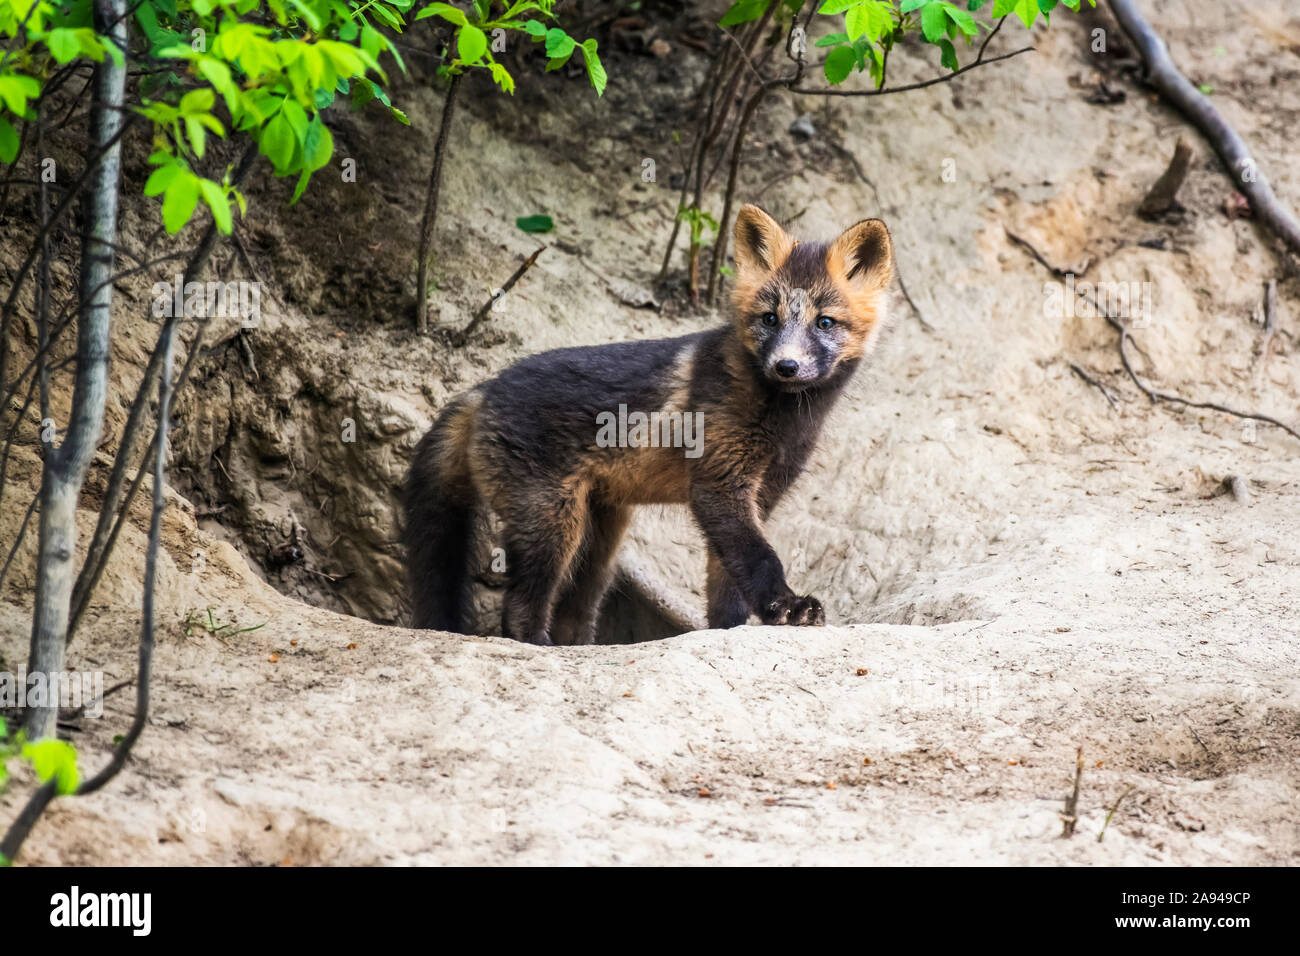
[402,394,480,631]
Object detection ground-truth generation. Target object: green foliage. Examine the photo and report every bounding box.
[0,717,18,790]
[0,718,79,797]
[515,213,552,232]
[677,204,718,249]
[22,737,79,794]
[0,0,413,233]
[182,606,267,637]
[720,0,1093,88]
[415,1,606,96]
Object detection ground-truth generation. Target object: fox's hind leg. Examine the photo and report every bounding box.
[706,550,750,628]
[550,502,631,646]
[499,485,589,646]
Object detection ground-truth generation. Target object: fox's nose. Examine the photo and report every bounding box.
[774,359,799,378]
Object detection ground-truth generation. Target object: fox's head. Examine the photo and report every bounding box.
[729,204,894,391]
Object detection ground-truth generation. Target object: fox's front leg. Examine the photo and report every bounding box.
[689,483,824,627]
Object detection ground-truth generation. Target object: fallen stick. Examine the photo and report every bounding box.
[453,245,546,347]
[1108,0,1300,257]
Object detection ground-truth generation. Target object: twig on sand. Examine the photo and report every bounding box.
[1097,784,1135,843]
[453,245,547,347]
[1254,279,1278,377]
[1060,746,1085,838]
[1186,721,1213,758]
[1070,362,1120,411]
[1004,228,1300,444]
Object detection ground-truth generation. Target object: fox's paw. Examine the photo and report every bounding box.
[761,594,825,627]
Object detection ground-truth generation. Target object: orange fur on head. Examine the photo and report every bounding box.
[729,204,795,316]
[826,218,894,359]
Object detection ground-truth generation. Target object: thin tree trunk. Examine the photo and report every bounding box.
[68,143,259,643]
[415,71,462,333]
[2,271,175,864]
[24,0,127,740]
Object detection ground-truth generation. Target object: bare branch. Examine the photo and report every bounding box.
[1109,0,1300,257]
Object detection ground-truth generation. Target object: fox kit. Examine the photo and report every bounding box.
[403,204,894,645]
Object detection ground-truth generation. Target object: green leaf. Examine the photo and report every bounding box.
[162,174,200,233]
[938,37,959,70]
[0,75,39,115]
[522,19,547,37]
[516,214,553,233]
[580,39,606,96]
[720,0,768,26]
[920,2,948,43]
[544,27,576,60]
[0,117,18,164]
[185,116,207,158]
[824,45,858,85]
[351,80,377,109]
[815,33,850,48]
[301,116,334,172]
[490,61,516,94]
[43,29,81,64]
[198,179,232,233]
[846,0,896,42]
[260,112,296,172]
[22,739,79,795]
[179,88,215,115]
[143,163,180,197]
[291,169,312,204]
[459,24,488,63]
[281,99,309,140]
[943,4,979,35]
[994,0,1039,29]
[415,2,469,26]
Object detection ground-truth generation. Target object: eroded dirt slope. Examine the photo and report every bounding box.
[2,0,1298,863]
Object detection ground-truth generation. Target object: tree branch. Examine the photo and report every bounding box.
[1108,0,1300,257]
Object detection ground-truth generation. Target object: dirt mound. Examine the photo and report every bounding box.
[2,1,1299,864]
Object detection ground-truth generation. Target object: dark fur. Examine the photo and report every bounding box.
[402,206,893,644]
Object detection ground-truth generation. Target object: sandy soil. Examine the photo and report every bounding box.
[2,0,1298,864]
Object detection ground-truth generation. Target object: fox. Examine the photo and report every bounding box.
[402,204,895,645]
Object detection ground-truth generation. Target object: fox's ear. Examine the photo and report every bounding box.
[733,204,795,276]
[829,218,894,295]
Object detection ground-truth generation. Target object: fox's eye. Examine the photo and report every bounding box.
[816,315,836,331]
[761,312,779,327]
